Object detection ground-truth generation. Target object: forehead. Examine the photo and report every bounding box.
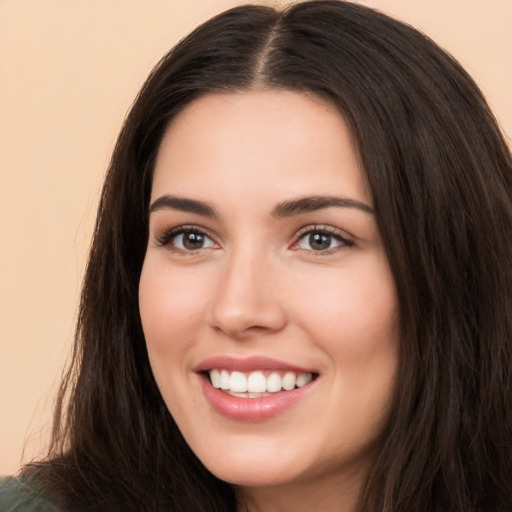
[151,89,371,207]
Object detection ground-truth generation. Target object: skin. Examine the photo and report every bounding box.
[139,90,399,512]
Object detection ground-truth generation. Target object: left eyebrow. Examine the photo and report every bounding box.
[270,195,375,218]
[149,195,217,217]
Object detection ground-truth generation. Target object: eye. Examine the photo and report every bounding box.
[293,227,353,253]
[174,231,216,251]
[158,227,217,252]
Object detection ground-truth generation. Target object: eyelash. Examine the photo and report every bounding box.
[291,225,354,255]
[156,225,216,252]
[155,224,354,255]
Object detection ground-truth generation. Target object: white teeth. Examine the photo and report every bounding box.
[220,370,230,390]
[228,391,250,398]
[296,373,313,387]
[208,369,314,395]
[248,392,267,398]
[266,372,282,393]
[282,372,296,391]
[210,369,221,388]
[229,371,247,392]
[247,371,267,392]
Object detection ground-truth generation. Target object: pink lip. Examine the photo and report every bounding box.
[196,356,318,421]
[195,355,314,373]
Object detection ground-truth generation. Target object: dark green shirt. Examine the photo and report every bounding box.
[0,477,60,512]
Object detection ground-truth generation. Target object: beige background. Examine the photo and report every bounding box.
[1,0,511,476]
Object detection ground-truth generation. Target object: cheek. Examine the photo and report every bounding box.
[291,255,398,350]
[138,260,212,364]
[138,260,215,426]
[289,253,399,412]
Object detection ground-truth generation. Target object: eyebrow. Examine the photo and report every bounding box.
[149,194,374,218]
[149,195,217,217]
[270,196,374,217]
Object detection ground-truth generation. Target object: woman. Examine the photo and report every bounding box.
[2,1,511,510]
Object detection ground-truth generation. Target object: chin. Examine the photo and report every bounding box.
[185,433,301,487]
[205,458,302,488]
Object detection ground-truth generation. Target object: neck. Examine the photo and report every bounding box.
[235,465,366,512]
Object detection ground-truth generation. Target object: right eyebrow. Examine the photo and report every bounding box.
[149,195,217,218]
[271,195,375,218]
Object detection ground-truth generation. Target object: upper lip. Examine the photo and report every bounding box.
[195,356,316,374]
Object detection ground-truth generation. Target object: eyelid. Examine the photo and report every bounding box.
[290,224,354,253]
[155,224,219,251]
[153,223,354,255]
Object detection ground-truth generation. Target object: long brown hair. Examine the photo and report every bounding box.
[24,2,512,511]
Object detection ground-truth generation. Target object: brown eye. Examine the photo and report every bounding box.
[308,233,332,251]
[296,229,351,252]
[182,232,206,250]
[171,230,216,251]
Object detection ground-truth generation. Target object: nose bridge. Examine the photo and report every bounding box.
[209,242,286,338]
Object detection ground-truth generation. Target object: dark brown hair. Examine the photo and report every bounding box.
[23,1,512,511]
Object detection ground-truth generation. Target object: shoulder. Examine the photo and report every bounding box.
[0,477,61,512]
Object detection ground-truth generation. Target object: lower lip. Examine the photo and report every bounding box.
[199,374,316,421]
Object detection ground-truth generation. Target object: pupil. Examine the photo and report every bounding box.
[309,233,331,250]
[183,232,204,249]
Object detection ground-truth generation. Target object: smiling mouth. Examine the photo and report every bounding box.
[206,369,318,398]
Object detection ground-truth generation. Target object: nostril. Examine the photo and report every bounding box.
[246,325,271,333]
[211,321,284,340]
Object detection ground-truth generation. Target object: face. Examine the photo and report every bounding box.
[139,90,398,500]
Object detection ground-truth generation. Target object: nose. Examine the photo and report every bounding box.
[208,249,287,340]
